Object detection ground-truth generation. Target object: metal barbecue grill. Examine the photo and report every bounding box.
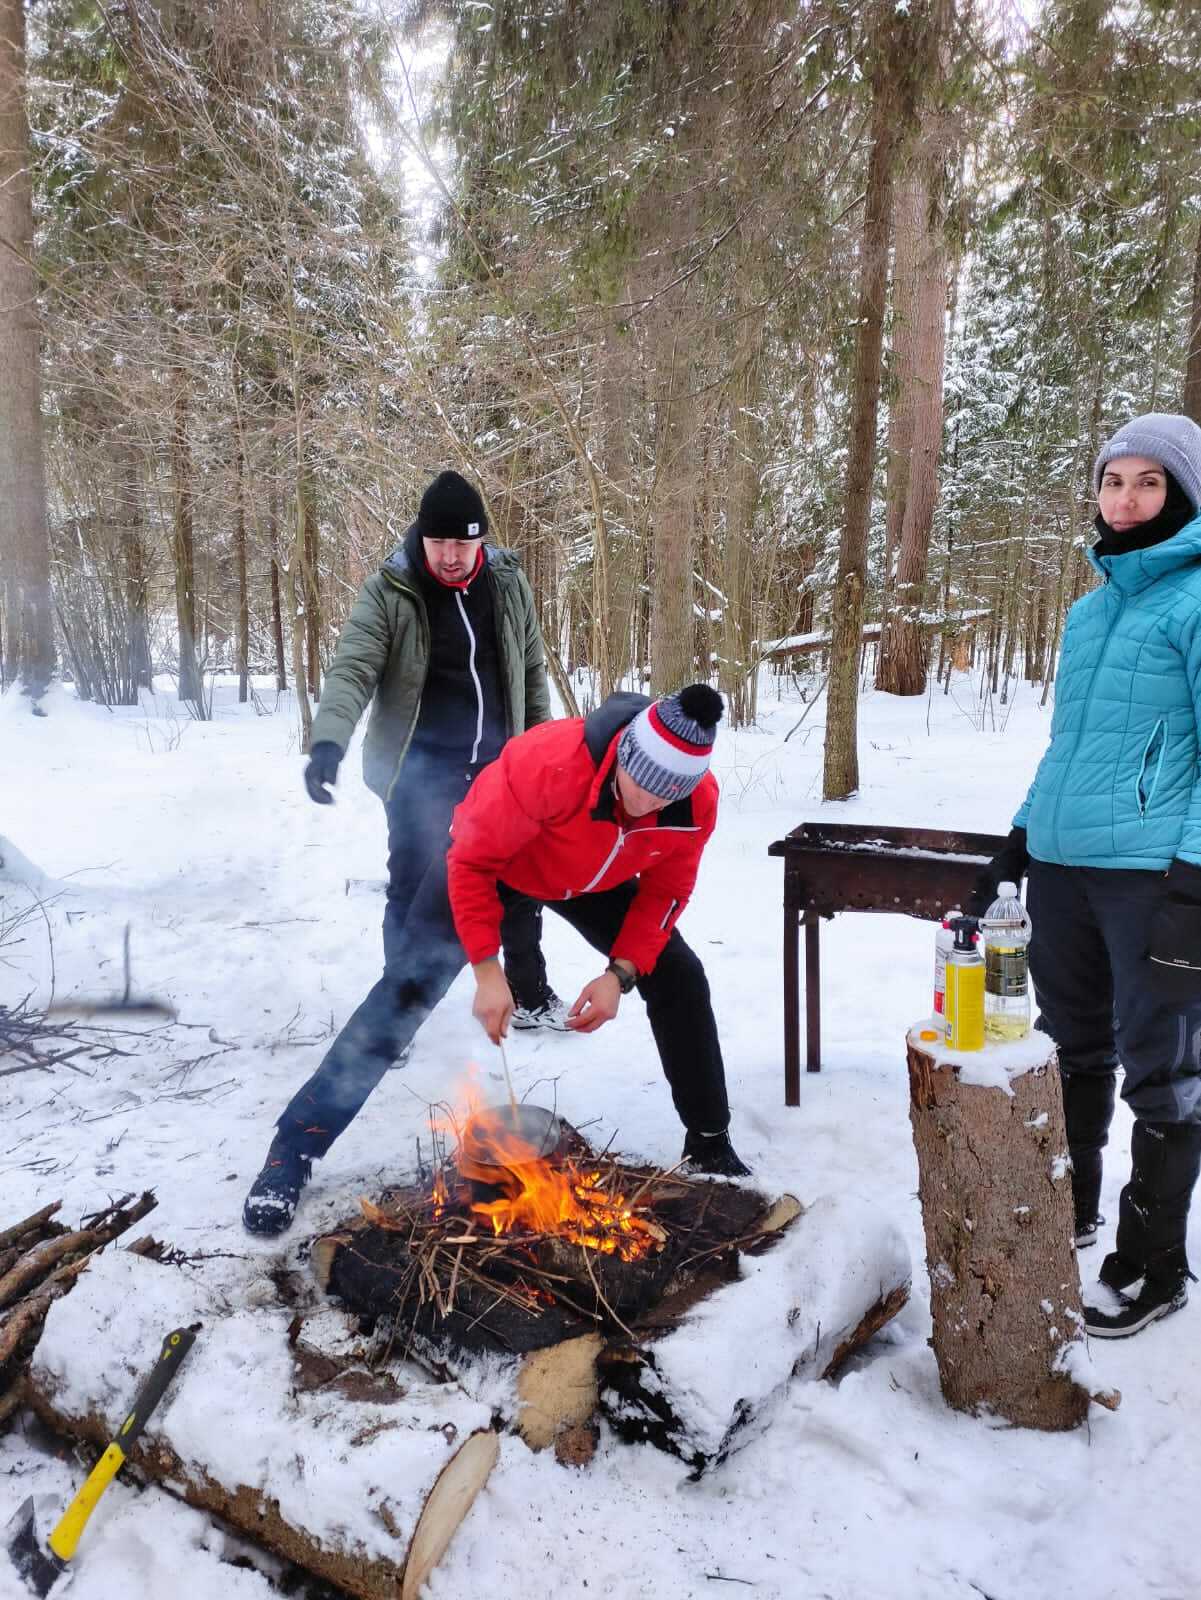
[767,821,1007,1103]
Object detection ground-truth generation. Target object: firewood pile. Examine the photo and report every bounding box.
[0,1191,158,1431]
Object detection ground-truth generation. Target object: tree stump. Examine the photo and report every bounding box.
[907,1027,1089,1430]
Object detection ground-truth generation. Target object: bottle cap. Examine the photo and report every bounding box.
[997,881,1018,898]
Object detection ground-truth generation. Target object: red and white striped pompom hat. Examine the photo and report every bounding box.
[617,684,724,800]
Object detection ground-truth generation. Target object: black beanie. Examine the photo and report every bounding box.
[417,470,488,540]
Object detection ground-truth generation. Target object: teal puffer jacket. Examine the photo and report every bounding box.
[1014,512,1201,868]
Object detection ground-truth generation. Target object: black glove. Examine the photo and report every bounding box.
[1149,860,1201,979]
[967,825,1029,917]
[304,741,343,805]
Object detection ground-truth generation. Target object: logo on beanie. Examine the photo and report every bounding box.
[468,522,480,536]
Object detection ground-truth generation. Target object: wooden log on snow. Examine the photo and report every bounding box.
[906,1028,1091,1429]
[26,1248,502,1600]
[598,1193,911,1475]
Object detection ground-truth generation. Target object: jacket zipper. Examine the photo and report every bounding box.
[1135,718,1168,822]
[578,829,626,894]
[454,591,485,764]
[569,820,702,898]
[1049,589,1124,858]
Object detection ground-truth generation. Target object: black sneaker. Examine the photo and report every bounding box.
[511,990,571,1032]
[1084,1276,1189,1339]
[681,1129,752,1178]
[1074,1213,1104,1249]
[243,1139,312,1236]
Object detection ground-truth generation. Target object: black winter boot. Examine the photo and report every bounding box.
[1061,1071,1117,1248]
[1085,1121,1201,1338]
[243,1136,313,1236]
[682,1128,752,1178]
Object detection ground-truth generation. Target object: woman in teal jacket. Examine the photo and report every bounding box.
[976,413,1201,1338]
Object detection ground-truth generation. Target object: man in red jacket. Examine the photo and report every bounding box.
[448,682,748,1176]
[246,684,747,1234]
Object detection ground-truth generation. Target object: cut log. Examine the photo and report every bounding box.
[907,1027,1090,1429]
[26,1248,500,1600]
[401,1430,499,1600]
[598,1194,911,1475]
[515,1332,603,1450]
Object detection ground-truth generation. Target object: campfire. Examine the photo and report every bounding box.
[451,1105,666,1262]
[313,1095,777,1354]
[307,1096,910,1476]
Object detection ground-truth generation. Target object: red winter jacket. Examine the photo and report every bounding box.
[447,696,718,974]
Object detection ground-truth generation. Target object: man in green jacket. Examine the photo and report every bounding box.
[243,470,563,1234]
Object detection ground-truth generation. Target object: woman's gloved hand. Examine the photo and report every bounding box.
[1149,859,1201,978]
[967,825,1029,916]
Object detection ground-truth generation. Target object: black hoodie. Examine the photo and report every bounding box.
[404,523,507,766]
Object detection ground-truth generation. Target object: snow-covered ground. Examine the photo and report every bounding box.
[1,669,1195,1600]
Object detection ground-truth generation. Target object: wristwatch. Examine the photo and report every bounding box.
[606,960,637,995]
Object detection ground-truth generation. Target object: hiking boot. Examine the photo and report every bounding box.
[1074,1212,1105,1250]
[681,1128,752,1178]
[243,1138,312,1236]
[1083,1275,1189,1339]
[511,989,571,1032]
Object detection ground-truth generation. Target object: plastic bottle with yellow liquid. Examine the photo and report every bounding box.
[944,916,985,1051]
[981,880,1032,1041]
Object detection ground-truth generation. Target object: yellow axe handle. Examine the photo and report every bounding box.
[47,1442,126,1560]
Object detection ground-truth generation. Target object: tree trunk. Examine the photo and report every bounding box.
[234,437,249,703]
[1184,215,1201,427]
[649,335,697,695]
[877,149,948,696]
[170,373,202,704]
[907,1031,1091,1429]
[719,333,764,727]
[874,165,921,690]
[269,495,287,693]
[300,467,321,699]
[597,318,639,694]
[121,443,152,697]
[0,0,55,702]
[822,39,904,798]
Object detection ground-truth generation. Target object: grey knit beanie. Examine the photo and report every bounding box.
[618,684,723,801]
[1093,413,1201,512]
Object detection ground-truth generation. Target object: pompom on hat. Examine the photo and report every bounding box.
[1093,413,1201,513]
[618,684,724,801]
[417,470,489,539]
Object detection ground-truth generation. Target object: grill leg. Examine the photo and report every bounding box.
[784,897,800,1106]
[804,909,821,1073]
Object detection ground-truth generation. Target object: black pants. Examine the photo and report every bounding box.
[1027,861,1201,1126]
[1028,860,1201,1263]
[276,867,730,1159]
[383,747,546,1007]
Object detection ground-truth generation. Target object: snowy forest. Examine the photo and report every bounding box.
[5,5,1201,1600]
[2,0,1199,794]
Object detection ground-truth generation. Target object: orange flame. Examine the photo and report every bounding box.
[457,1111,663,1262]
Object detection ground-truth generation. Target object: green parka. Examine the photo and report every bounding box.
[310,533,552,802]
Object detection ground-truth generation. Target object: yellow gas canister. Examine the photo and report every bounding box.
[944,917,985,1051]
